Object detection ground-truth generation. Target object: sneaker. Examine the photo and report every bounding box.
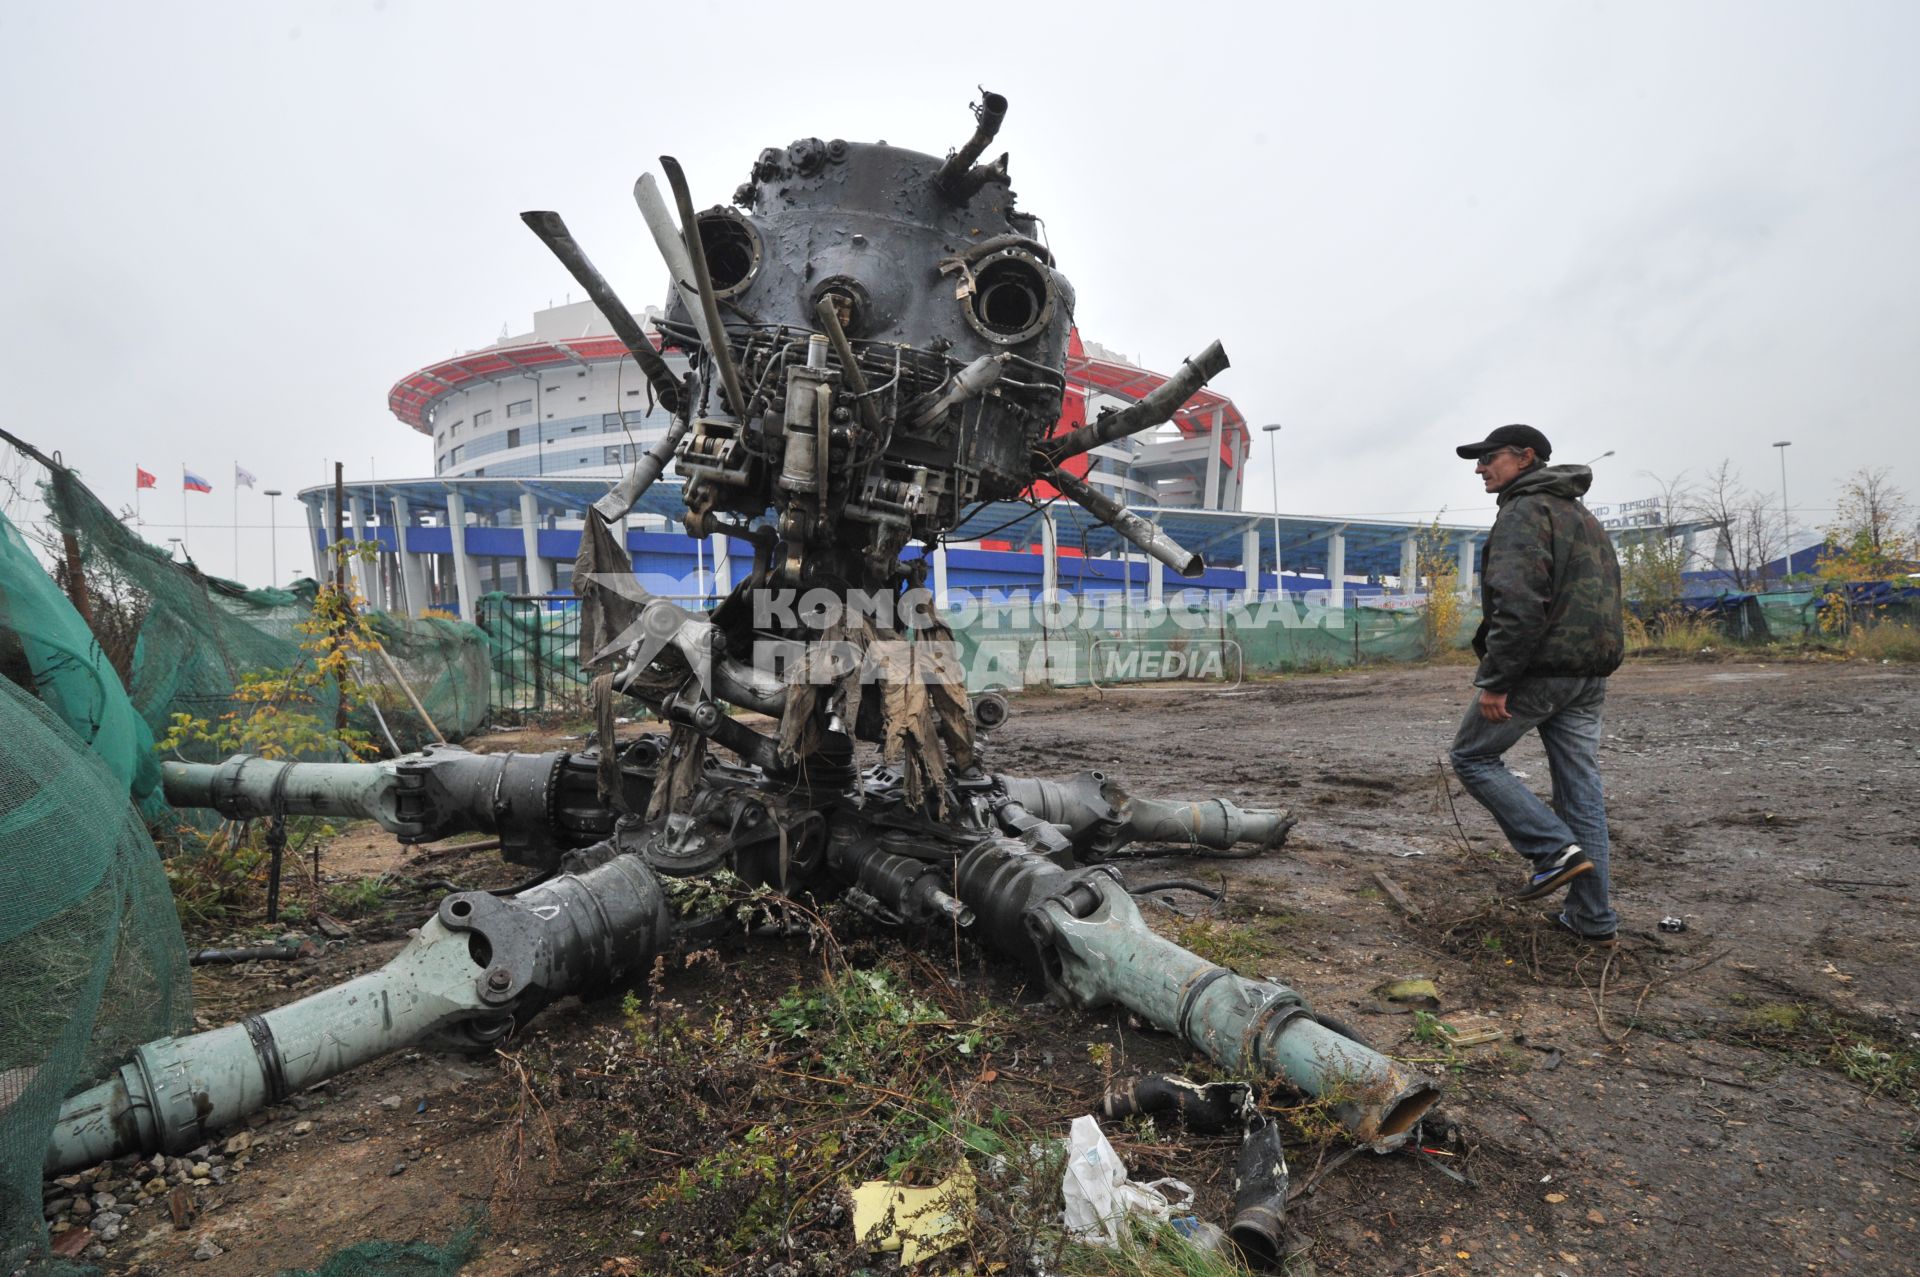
[1513,844,1592,901]
[1543,909,1618,949]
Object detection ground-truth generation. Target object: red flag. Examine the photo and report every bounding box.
[136,467,157,489]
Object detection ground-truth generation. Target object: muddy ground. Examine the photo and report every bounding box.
[60,657,1920,1275]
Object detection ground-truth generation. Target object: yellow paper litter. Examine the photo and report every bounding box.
[850,1161,976,1265]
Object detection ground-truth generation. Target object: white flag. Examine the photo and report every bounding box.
[234,463,257,489]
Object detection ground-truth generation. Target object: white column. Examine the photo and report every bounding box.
[1327,529,1346,610]
[519,492,554,596]
[1680,527,1698,572]
[348,496,377,605]
[1039,510,1058,598]
[1457,537,1476,601]
[392,496,427,617]
[1203,407,1224,511]
[1241,525,1261,602]
[305,499,327,584]
[1236,426,1251,510]
[1712,524,1733,571]
[1147,551,1165,606]
[1400,534,1419,595]
[445,490,480,620]
[932,542,950,606]
[710,533,732,596]
[321,490,340,581]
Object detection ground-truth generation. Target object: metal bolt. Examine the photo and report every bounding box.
[485,968,512,992]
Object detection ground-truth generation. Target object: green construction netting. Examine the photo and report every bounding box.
[0,508,163,816]
[39,469,492,756]
[276,1215,483,1277]
[945,596,1479,691]
[0,680,191,1271]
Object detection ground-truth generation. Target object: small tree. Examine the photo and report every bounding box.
[1415,518,1465,657]
[159,559,382,761]
[1689,460,1784,591]
[1813,469,1920,634]
[1818,468,1918,582]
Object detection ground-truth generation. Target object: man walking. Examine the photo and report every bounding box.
[1448,425,1625,944]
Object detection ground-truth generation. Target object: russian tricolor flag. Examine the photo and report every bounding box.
[183,469,212,493]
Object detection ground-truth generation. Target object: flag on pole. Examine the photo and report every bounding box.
[235,463,257,489]
[136,467,157,489]
[183,470,212,493]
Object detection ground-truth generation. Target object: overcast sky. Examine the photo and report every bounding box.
[2,0,1914,587]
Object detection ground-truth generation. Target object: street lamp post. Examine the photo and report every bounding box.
[1583,450,1615,465]
[263,489,283,585]
[1773,441,1792,584]
[1262,424,1283,597]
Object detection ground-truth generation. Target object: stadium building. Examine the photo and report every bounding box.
[302,302,1489,619]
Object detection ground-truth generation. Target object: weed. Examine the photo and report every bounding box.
[1171,920,1267,970]
[1848,622,1920,663]
[1410,1010,1455,1047]
[1724,999,1920,1102]
[323,875,391,917]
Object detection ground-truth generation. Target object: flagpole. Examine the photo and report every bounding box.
[181,464,189,556]
[233,462,240,580]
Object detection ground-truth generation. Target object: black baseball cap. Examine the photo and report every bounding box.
[1455,424,1552,461]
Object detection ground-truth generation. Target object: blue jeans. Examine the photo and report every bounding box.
[1448,676,1617,936]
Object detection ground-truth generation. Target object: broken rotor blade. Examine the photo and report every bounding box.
[1042,340,1230,463]
[632,173,717,352]
[519,210,682,417]
[1047,465,1205,578]
[658,156,749,418]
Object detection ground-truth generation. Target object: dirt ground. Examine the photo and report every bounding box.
[64,657,1920,1276]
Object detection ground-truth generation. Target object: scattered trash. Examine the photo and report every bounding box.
[1169,1216,1227,1252]
[1390,848,1427,858]
[1659,916,1687,933]
[1444,1026,1506,1048]
[1370,977,1442,1012]
[1062,1115,1193,1247]
[851,1161,976,1265]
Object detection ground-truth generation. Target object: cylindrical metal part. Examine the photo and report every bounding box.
[1122,793,1295,853]
[1034,874,1437,1147]
[1048,466,1204,577]
[1230,1118,1290,1266]
[1042,340,1230,462]
[162,756,405,828]
[997,772,1292,857]
[953,841,1437,1148]
[47,852,673,1173]
[592,416,694,522]
[812,296,883,436]
[48,914,493,1172]
[933,91,1009,198]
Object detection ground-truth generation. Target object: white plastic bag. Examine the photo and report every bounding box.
[1060,1115,1194,1247]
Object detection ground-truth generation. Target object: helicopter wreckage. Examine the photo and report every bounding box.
[47,95,1439,1222]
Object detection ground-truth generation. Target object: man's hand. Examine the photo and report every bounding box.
[1477,689,1511,723]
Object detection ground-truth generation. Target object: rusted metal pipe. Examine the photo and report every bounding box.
[1046,465,1205,577]
[1042,340,1230,462]
[933,91,1009,199]
[812,295,884,437]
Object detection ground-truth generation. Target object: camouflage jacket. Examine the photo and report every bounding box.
[1472,464,1624,691]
